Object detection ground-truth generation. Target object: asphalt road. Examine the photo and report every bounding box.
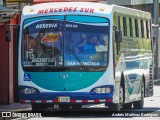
[18,85,160,120]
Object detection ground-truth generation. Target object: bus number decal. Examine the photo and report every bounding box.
[25,50,35,59]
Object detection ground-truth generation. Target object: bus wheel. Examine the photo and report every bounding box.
[60,104,70,111]
[133,80,144,109]
[32,103,46,111]
[108,103,121,111]
[107,86,123,111]
[71,104,82,110]
[123,103,132,109]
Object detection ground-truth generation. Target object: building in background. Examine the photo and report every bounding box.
[0,0,28,104]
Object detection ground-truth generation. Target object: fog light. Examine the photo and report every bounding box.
[24,88,37,94]
[20,87,39,94]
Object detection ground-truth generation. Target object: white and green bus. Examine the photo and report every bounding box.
[18,2,154,111]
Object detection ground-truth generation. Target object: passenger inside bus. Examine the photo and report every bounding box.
[83,35,100,54]
[69,33,86,53]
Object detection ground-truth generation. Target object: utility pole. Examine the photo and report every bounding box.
[153,0,159,81]
[153,0,159,24]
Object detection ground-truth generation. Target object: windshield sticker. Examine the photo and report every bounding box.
[41,33,59,43]
[67,62,100,66]
[25,50,35,59]
[24,73,31,81]
[31,58,56,66]
[23,57,56,66]
[95,45,108,52]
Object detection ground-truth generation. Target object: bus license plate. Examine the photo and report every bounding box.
[58,96,70,102]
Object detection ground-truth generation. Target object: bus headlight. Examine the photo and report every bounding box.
[20,87,39,94]
[94,87,110,94]
[90,85,113,94]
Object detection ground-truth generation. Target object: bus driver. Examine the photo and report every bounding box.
[83,35,100,54]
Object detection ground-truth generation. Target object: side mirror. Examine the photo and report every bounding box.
[5,28,11,42]
[140,63,144,69]
[115,29,122,43]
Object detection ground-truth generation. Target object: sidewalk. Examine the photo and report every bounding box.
[0,103,31,112]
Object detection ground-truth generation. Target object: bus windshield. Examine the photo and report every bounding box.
[22,15,109,71]
[126,61,140,70]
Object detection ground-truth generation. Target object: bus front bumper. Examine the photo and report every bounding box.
[19,92,113,104]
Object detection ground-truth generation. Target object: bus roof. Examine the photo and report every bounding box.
[22,2,151,20]
[22,2,112,16]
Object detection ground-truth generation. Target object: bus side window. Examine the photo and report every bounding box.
[141,20,144,38]
[118,16,121,30]
[135,19,139,37]
[129,18,133,37]
[146,21,151,38]
[123,17,127,36]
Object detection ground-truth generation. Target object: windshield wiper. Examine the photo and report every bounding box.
[69,48,88,71]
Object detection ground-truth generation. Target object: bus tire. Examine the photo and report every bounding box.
[108,103,121,111]
[123,103,132,109]
[133,79,144,109]
[60,104,70,111]
[71,104,82,110]
[110,75,125,111]
[108,85,124,111]
[32,103,46,111]
[120,74,125,109]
